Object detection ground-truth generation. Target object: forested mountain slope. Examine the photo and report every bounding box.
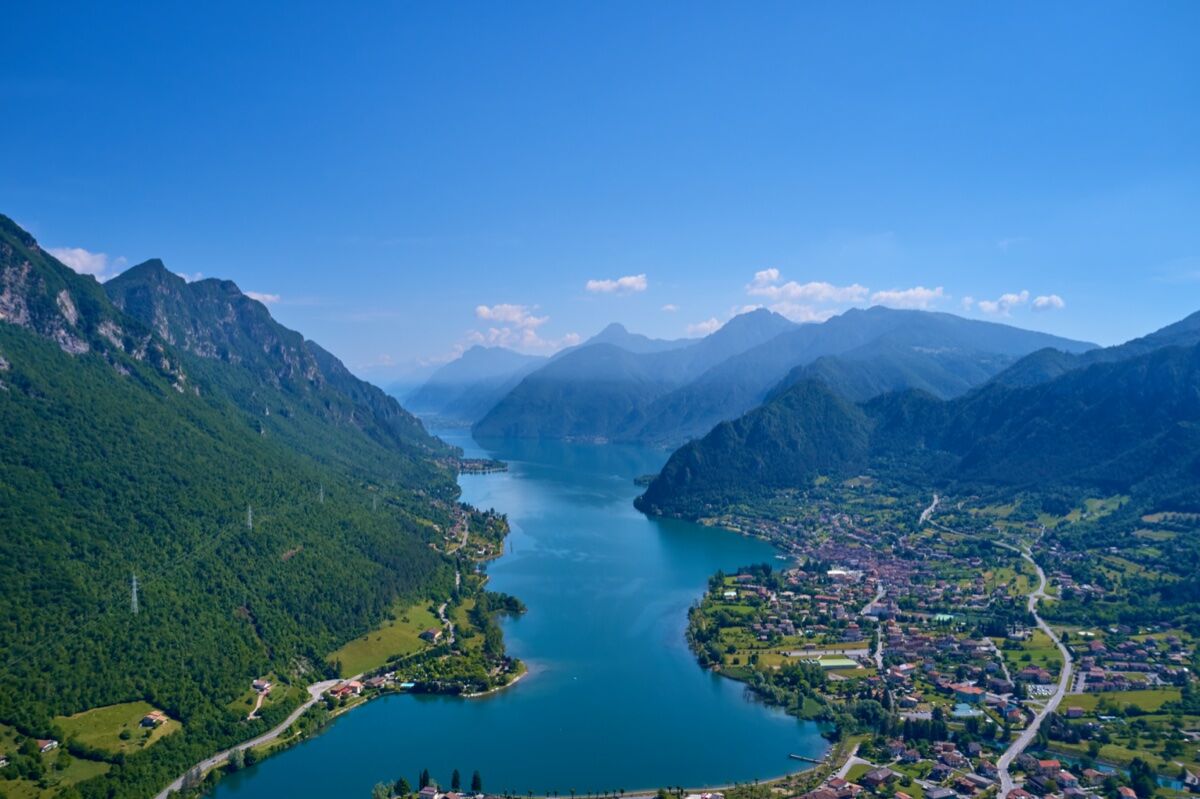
[0,215,459,797]
[637,320,1200,518]
[473,309,795,440]
[629,307,1095,445]
[988,309,1200,388]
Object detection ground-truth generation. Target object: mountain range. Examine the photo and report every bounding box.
[636,309,1200,518]
[410,305,1093,445]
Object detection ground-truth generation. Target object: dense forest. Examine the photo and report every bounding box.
[0,215,464,797]
[637,320,1200,518]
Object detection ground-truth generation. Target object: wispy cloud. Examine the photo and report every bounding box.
[977,290,1030,316]
[469,303,575,353]
[746,276,869,304]
[246,291,281,304]
[686,317,722,336]
[475,303,548,329]
[870,285,946,310]
[1032,294,1065,312]
[661,303,679,313]
[48,246,126,281]
[745,269,869,323]
[766,302,839,323]
[586,274,648,294]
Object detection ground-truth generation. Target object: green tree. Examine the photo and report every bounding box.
[472,771,483,792]
[452,768,462,791]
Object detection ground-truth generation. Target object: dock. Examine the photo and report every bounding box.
[788,753,825,764]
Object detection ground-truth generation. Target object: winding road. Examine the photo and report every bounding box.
[154,679,340,799]
[994,542,1074,799]
[923,501,1073,799]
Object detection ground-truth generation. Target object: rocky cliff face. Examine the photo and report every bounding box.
[0,215,191,390]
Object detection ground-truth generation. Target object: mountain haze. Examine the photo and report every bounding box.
[406,345,546,426]
[476,306,1094,445]
[472,309,796,440]
[637,311,1200,517]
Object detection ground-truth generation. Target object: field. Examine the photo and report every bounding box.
[54,700,179,755]
[1059,688,1181,715]
[0,722,111,799]
[981,563,1034,597]
[226,679,308,718]
[996,629,1063,677]
[328,599,440,677]
[845,763,925,799]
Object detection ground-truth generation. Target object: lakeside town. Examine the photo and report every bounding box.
[681,483,1200,799]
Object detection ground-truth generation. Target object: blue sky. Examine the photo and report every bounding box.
[3,2,1198,381]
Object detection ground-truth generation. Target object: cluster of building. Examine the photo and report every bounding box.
[1071,633,1192,693]
[1010,755,1131,799]
[797,740,1002,799]
[328,673,417,701]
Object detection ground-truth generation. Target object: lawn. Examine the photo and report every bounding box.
[54,700,179,755]
[1060,688,1181,715]
[328,599,440,677]
[996,629,1063,677]
[1048,740,1188,774]
[845,763,872,782]
[0,723,111,799]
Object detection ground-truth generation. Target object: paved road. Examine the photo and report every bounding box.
[836,747,869,779]
[154,679,340,799]
[996,543,1074,799]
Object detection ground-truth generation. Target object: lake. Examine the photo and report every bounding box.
[211,433,828,798]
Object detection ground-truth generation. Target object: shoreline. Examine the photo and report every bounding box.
[189,443,824,798]
[461,662,530,699]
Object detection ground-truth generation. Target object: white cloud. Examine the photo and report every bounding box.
[977,290,1030,316]
[961,296,975,311]
[467,303,574,353]
[246,291,281,304]
[749,268,780,289]
[870,285,946,310]
[686,317,722,337]
[474,303,548,329]
[743,270,869,323]
[585,274,647,295]
[467,327,577,352]
[1032,294,1065,312]
[747,277,869,304]
[996,237,1026,252]
[768,302,839,323]
[48,246,126,280]
[661,303,679,313]
[176,271,204,282]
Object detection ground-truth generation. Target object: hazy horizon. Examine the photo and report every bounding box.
[4,2,1198,381]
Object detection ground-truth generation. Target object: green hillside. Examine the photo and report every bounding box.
[638,326,1200,518]
[0,215,460,798]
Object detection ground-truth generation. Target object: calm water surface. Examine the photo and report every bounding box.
[212,433,827,798]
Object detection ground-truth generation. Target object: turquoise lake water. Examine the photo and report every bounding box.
[210,433,828,798]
